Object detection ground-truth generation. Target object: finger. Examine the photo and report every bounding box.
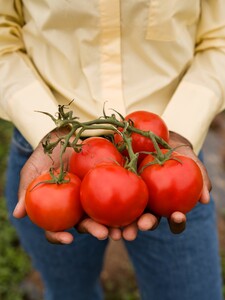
[137,213,160,231]
[168,211,186,234]
[109,227,122,241]
[122,222,138,241]
[77,218,109,240]
[45,231,74,244]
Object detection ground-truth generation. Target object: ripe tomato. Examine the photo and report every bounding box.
[69,137,124,179]
[80,164,148,227]
[25,172,83,231]
[114,110,169,163]
[138,151,203,217]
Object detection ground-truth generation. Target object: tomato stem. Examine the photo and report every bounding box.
[120,126,138,174]
[148,132,165,161]
[40,103,172,178]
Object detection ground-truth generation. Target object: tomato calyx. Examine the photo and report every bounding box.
[138,141,195,174]
[138,146,185,174]
[48,168,71,184]
[30,168,70,192]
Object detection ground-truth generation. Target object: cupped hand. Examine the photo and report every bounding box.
[108,131,210,240]
[14,130,209,245]
[13,128,75,239]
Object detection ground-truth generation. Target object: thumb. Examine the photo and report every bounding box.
[13,192,27,218]
[13,171,28,218]
[13,153,43,218]
[13,178,26,218]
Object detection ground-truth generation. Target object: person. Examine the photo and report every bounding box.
[0,1,224,299]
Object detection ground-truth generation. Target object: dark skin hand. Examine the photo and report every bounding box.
[13,129,211,244]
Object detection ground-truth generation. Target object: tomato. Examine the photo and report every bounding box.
[25,172,83,231]
[138,151,203,217]
[114,110,169,163]
[80,164,148,227]
[69,137,124,179]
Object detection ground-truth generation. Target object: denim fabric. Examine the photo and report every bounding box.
[5,128,223,300]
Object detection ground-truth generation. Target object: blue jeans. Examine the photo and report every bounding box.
[5,128,223,300]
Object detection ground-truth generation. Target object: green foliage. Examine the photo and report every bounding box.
[0,120,13,184]
[0,197,31,300]
[104,281,140,300]
[0,120,31,300]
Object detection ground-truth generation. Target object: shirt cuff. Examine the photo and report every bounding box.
[161,81,222,154]
[5,81,59,148]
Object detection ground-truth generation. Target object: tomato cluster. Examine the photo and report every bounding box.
[25,110,203,231]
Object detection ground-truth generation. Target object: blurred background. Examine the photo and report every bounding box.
[0,114,225,300]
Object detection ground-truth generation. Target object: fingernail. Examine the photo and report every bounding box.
[174,216,184,224]
[98,236,108,241]
[59,236,73,244]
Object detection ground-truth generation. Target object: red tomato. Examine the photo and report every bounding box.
[114,111,169,163]
[80,164,148,227]
[69,137,124,179]
[138,151,203,217]
[25,172,83,231]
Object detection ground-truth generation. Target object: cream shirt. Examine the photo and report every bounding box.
[1,0,225,153]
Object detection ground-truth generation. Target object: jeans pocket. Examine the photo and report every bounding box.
[11,128,33,155]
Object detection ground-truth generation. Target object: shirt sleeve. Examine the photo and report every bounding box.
[0,1,58,148]
[161,0,225,154]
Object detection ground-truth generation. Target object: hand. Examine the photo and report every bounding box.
[14,130,207,244]
[169,131,212,204]
[13,127,160,244]
[164,131,211,233]
[13,128,75,244]
[117,131,211,238]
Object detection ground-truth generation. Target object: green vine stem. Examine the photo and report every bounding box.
[40,105,172,182]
